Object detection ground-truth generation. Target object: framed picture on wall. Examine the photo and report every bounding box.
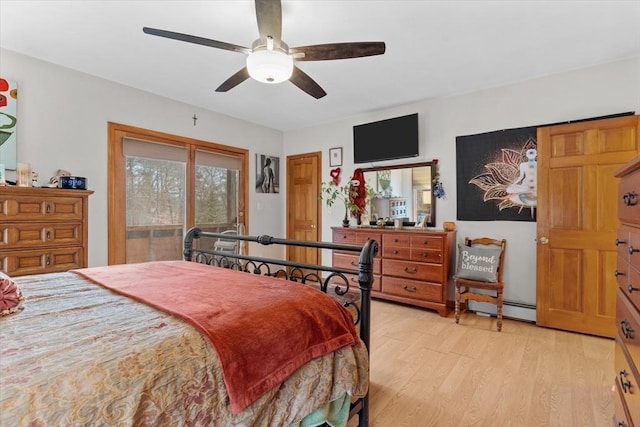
[329,147,342,167]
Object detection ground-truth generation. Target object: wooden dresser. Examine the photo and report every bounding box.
[0,186,93,276]
[614,156,640,426]
[332,226,455,316]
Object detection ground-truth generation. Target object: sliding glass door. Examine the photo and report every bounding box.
[108,123,248,265]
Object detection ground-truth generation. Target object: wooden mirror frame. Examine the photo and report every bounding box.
[360,161,436,227]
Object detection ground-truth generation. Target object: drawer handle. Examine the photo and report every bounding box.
[45,255,51,266]
[350,261,358,267]
[630,246,640,255]
[404,267,418,274]
[393,250,399,254]
[618,422,627,427]
[628,284,640,293]
[619,370,632,393]
[421,252,429,258]
[614,270,625,277]
[623,191,637,206]
[620,320,635,339]
[616,239,627,246]
[45,203,52,214]
[402,285,417,293]
[45,230,51,240]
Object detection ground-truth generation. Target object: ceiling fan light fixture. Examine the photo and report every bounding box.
[246,49,293,84]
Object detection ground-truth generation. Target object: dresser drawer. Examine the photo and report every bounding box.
[356,231,381,257]
[614,377,633,427]
[383,259,443,282]
[410,248,443,264]
[410,235,443,250]
[332,229,357,244]
[335,273,382,292]
[0,195,84,220]
[0,222,83,248]
[1,247,84,276]
[332,252,381,275]
[381,276,442,302]
[383,233,410,247]
[618,289,640,373]
[356,231,382,245]
[631,230,640,273]
[618,261,640,314]
[615,337,640,424]
[382,245,410,260]
[618,167,640,226]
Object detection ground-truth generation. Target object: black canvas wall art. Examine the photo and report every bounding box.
[456,126,537,221]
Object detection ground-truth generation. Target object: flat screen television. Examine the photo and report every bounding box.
[353,113,419,164]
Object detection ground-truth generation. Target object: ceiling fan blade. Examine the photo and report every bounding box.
[290,42,386,61]
[215,67,251,92]
[254,0,282,45]
[143,27,251,55]
[289,66,327,99]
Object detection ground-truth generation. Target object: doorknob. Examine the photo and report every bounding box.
[539,236,549,244]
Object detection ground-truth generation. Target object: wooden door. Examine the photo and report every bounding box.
[537,115,639,337]
[286,152,322,267]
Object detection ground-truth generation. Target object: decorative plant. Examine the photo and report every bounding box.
[321,179,375,227]
[321,180,359,227]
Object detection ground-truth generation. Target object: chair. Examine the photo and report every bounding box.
[454,237,507,331]
[212,224,246,266]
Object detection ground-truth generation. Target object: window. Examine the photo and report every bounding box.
[108,123,248,265]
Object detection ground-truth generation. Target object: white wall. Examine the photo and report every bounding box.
[1,48,286,266]
[284,56,640,310]
[4,47,639,312]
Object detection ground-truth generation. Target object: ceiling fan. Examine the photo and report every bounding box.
[143,0,385,99]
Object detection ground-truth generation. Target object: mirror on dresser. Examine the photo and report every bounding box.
[360,161,436,227]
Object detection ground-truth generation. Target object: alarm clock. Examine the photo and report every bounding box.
[58,176,87,190]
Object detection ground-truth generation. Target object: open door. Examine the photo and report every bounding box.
[536,115,639,337]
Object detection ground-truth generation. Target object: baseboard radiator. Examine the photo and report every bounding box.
[469,299,536,323]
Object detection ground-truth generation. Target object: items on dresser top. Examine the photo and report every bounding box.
[614,156,640,426]
[0,186,93,276]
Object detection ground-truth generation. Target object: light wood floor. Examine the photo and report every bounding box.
[350,300,614,427]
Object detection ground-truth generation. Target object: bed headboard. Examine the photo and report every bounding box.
[183,227,378,350]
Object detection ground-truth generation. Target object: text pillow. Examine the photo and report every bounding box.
[0,271,25,316]
[455,244,501,282]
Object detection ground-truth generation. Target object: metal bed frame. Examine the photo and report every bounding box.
[183,227,378,427]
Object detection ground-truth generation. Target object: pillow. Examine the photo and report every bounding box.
[0,271,25,316]
[455,244,501,282]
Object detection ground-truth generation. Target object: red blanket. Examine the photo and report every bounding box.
[71,261,359,413]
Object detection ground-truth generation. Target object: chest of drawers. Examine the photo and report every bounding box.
[614,156,640,426]
[332,227,455,316]
[0,186,93,276]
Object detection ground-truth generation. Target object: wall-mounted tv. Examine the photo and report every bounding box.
[353,113,419,164]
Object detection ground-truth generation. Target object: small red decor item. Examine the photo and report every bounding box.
[330,167,341,185]
[0,272,24,316]
[349,168,366,218]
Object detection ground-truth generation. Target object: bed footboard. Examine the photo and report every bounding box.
[183,227,377,427]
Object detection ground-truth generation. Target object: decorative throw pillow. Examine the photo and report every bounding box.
[455,244,501,282]
[0,271,25,316]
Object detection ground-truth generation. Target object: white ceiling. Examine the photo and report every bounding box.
[1,1,639,131]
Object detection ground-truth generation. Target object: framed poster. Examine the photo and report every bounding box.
[329,147,342,167]
[456,126,537,221]
[255,154,280,194]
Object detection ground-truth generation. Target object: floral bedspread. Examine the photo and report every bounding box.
[0,272,368,426]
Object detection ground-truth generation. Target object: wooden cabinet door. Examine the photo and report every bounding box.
[536,115,639,337]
